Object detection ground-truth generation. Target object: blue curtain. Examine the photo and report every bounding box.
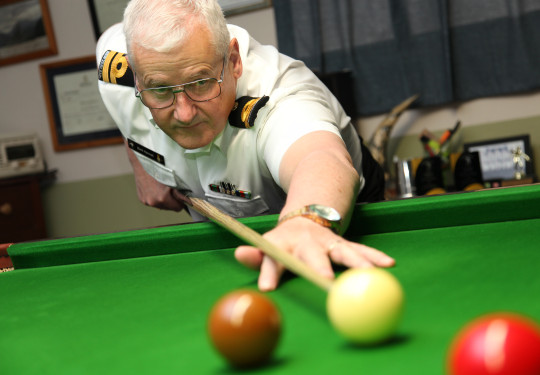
[273,0,540,116]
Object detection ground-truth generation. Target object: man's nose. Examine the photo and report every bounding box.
[172,91,197,124]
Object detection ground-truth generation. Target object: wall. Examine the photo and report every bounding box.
[356,92,540,180]
[1,1,538,239]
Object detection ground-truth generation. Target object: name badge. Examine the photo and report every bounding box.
[127,139,165,165]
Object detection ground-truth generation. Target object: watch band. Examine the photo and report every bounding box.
[278,204,342,233]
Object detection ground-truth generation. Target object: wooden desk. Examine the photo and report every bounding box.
[0,171,56,243]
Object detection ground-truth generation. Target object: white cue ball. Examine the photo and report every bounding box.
[326,268,404,345]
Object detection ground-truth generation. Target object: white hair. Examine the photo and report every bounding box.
[123,0,230,64]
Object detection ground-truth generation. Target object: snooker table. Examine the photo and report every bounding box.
[1,184,540,374]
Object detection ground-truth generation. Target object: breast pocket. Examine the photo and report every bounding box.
[137,156,191,192]
[206,192,270,218]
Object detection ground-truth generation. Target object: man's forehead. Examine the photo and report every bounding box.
[132,29,218,67]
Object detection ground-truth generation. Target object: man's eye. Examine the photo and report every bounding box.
[193,79,210,88]
[151,88,171,97]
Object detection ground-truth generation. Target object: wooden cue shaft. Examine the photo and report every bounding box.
[187,197,333,292]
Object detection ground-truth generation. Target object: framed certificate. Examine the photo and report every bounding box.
[0,0,57,67]
[40,56,123,152]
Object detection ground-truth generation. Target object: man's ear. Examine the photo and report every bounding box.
[228,38,242,79]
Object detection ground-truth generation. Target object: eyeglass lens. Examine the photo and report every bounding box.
[140,78,221,109]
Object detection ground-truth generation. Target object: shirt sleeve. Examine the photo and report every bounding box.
[255,84,344,187]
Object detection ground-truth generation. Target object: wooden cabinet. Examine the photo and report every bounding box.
[0,172,55,243]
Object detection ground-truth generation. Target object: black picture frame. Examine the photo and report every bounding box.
[40,56,123,152]
[464,135,534,181]
[219,0,272,16]
[0,0,57,67]
[87,0,272,38]
[87,0,128,39]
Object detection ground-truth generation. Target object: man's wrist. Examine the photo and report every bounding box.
[278,204,343,234]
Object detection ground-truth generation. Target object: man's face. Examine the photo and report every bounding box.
[132,26,241,149]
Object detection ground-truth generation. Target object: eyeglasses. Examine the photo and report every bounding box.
[135,58,225,109]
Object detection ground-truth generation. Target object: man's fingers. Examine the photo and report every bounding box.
[234,246,264,270]
[328,240,395,268]
[234,247,284,291]
[234,230,395,292]
[170,189,188,211]
[357,246,396,267]
[258,256,285,292]
[298,244,336,280]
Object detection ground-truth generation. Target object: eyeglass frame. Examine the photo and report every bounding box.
[134,57,226,109]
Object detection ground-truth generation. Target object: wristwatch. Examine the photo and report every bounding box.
[278,204,343,234]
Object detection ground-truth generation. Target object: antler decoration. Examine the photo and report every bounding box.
[366,94,419,171]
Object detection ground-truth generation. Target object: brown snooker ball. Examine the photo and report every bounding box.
[207,289,282,368]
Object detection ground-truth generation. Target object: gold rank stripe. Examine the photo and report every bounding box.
[241,98,259,128]
[100,50,131,85]
[101,50,117,84]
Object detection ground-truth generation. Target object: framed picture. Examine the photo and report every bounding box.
[87,0,128,39]
[218,0,272,16]
[40,56,123,152]
[87,0,272,39]
[0,0,57,67]
[464,135,534,181]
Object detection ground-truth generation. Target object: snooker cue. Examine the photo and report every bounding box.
[185,197,334,292]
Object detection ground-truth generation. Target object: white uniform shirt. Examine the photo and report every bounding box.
[97,23,364,220]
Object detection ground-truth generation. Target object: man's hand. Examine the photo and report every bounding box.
[125,141,187,212]
[134,168,187,211]
[234,217,395,291]
[234,130,394,291]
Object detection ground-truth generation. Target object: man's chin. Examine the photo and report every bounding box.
[168,131,214,150]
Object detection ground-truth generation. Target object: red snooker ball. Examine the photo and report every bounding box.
[207,289,281,368]
[447,313,540,375]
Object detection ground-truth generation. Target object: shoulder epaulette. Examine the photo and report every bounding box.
[98,50,135,87]
[228,96,269,129]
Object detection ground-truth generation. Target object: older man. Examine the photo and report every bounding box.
[97,0,393,291]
